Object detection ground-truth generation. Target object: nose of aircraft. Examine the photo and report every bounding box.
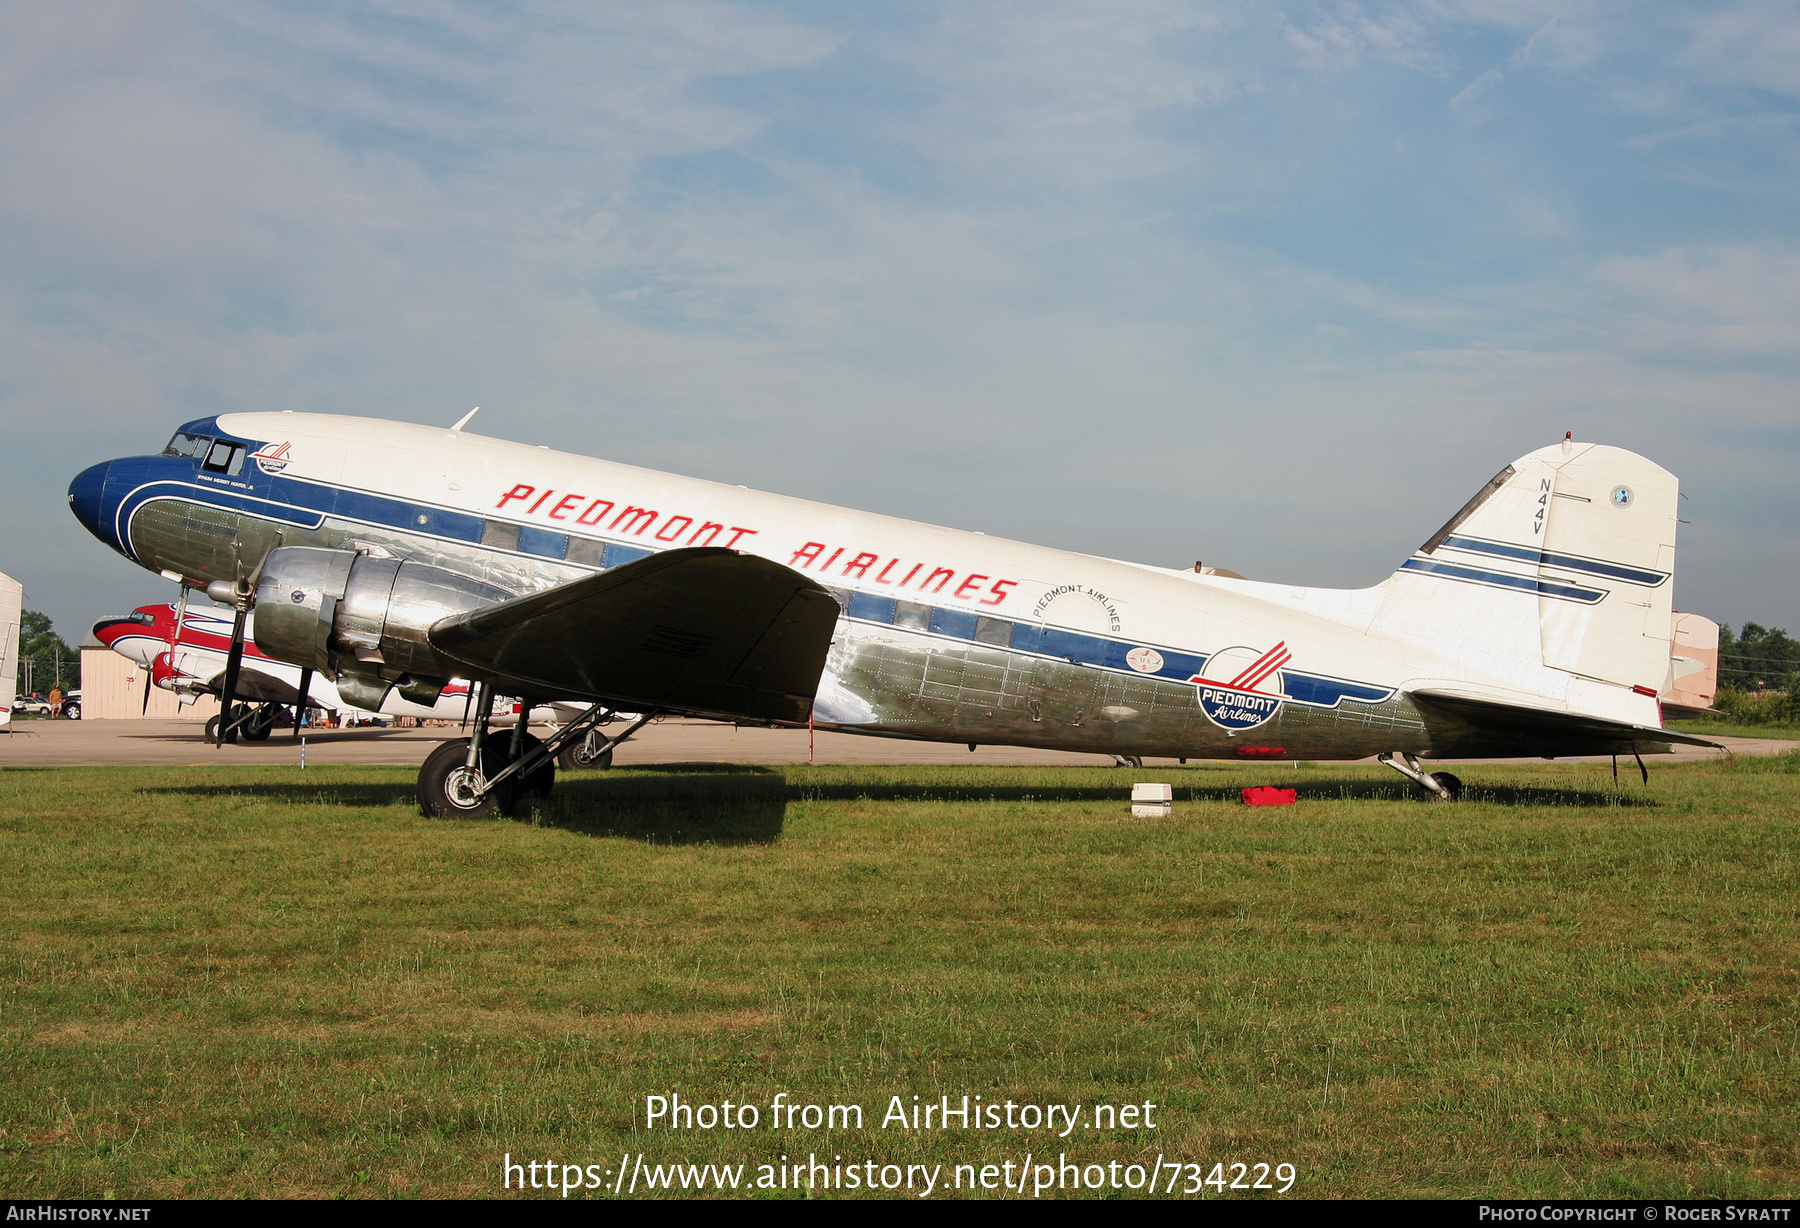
[68,460,114,543]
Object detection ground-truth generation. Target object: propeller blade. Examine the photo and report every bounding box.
[214,607,249,748]
[293,667,313,739]
[142,665,154,715]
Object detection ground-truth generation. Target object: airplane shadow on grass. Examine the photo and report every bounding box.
[147,764,1654,848]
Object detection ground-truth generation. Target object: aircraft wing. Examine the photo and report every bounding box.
[192,663,319,708]
[427,547,838,724]
[1410,689,1724,756]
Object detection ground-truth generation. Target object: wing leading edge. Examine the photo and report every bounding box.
[427,547,838,724]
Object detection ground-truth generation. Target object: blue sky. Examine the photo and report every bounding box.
[4,0,1797,642]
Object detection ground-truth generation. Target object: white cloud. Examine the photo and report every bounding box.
[1682,0,1800,97]
[1285,2,1434,71]
[1597,245,1800,358]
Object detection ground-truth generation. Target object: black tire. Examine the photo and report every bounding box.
[62,703,80,721]
[556,732,614,772]
[418,738,519,819]
[241,705,275,741]
[1112,754,1144,769]
[210,703,253,745]
[1425,771,1464,802]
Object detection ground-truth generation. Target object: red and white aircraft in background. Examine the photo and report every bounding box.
[93,602,625,767]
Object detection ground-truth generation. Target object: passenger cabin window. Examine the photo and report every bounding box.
[163,432,211,459]
[481,520,520,551]
[974,616,1014,647]
[201,440,245,475]
[893,600,931,630]
[566,537,605,567]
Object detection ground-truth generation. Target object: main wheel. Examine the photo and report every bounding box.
[1424,771,1464,802]
[556,731,614,772]
[1111,754,1144,769]
[418,738,520,819]
[241,705,276,741]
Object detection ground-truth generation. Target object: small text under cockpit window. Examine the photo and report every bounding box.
[164,432,212,459]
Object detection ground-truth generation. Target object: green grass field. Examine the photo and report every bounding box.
[3,755,1797,1200]
[1669,719,1800,741]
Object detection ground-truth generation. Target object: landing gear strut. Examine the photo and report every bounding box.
[1378,751,1463,801]
[206,701,278,745]
[556,727,616,771]
[416,691,654,818]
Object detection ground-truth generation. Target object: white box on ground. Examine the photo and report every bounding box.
[1131,781,1172,817]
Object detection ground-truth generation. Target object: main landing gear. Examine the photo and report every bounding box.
[556,728,616,772]
[1378,751,1464,801]
[416,685,656,819]
[206,701,280,745]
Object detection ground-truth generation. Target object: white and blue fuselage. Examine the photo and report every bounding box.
[68,412,1680,761]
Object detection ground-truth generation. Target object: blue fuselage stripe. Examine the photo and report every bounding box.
[1440,535,1667,587]
[1402,557,1607,604]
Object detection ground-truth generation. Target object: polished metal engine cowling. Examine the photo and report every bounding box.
[253,546,513,681]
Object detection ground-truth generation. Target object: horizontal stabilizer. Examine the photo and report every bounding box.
[1411,688,1722,757]
[428,547,838,724]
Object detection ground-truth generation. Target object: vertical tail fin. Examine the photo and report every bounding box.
[1373,441,1678,716]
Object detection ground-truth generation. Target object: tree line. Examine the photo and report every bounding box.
[14,610,81,696]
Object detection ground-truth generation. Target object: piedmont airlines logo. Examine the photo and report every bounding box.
[1190,642,1291,731]
[250,441,292,475]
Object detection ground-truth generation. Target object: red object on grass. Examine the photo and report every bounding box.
[1241,786,1297,806]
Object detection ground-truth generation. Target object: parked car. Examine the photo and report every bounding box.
[61,691,81,720]
[11,694,50,716]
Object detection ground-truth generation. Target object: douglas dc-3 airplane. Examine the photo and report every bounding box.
[68,411,1718,816]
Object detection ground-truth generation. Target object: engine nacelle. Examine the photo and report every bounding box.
[253,546,513,683]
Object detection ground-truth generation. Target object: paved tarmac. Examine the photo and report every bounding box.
[0,717,1791,769]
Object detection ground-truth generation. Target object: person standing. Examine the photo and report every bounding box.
[47,685,62,719]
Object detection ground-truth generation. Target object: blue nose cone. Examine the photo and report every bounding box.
[68,460,116,548]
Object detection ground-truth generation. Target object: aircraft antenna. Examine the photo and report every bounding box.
[450,407,480,432]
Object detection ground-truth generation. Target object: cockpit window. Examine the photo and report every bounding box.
[128,611,156,625]
[163,432,212,459]
[202,440,245,476]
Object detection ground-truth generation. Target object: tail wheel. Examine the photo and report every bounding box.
[1424,771,1464,802]
[418,738,519,819]
[557,731,614,772]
